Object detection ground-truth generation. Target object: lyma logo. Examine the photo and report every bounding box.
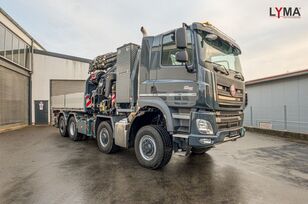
[269,7,301,18]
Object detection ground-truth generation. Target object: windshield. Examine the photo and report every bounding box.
[196,30,242,73]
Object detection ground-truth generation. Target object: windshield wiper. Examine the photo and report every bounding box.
[204,60,229,75]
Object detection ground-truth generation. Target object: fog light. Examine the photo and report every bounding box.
[196,119,213,134]
[199,138,212,144]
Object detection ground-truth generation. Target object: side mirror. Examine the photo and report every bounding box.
[175,28,187,49]
[176,50,188,63]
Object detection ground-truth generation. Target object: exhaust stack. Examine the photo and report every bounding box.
[140,26,148,37]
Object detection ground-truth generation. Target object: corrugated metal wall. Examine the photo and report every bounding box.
[0,65,29,126]
[244,74,308,134]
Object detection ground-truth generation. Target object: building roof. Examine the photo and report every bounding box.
[246,69,308,85]
[34,49,91,64]
[1,8,91,63]
[0,7,46,50]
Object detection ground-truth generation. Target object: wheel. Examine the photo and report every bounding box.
[134,125,172,169]
[68,116,81,141]
[96,121,118,153]
[58,115,68,137]
[191,147,212,155]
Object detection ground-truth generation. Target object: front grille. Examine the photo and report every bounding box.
[216,111,243,130]
[216,83,244,108]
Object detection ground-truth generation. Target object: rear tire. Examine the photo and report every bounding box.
[58,115,68,137]
[191,147,212,155]
[68,116,81,141]
[96,121,118,153]
[134,125,172,169]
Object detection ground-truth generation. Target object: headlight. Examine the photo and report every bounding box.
[196,119,213,135]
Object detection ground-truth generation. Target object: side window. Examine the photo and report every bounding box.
[5,30,13,61]
[0,24,5,56]
[161,30,192,66]
[186,30,193,64]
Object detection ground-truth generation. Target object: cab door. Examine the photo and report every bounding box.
[154,30,197,107]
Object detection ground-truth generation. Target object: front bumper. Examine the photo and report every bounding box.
[173,110,245,148]
[188,126,245,147]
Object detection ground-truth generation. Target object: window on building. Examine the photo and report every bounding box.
[13,36,19,63]
[25,45,30,69]
[0,24,5,56]
[0,23,31,68]
[161,30,192,66]
[19,41,25,67]
[5,30,13,60]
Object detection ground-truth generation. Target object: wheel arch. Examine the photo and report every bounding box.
[137,97,174,132]
[128,99,174,148]
[95,116,112,138]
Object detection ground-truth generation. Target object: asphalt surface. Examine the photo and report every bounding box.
[0,126,307,204]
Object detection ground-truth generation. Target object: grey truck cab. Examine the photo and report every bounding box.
[136,22,246,150]
[53,22,246,169]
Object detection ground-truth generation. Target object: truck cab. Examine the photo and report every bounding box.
[136,22,246,151]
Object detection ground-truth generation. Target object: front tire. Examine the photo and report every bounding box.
[96,121,118,153]
[134,125,172,169]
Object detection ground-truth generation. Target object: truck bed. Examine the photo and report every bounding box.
[52,108,85,112]
[51,92,84,110]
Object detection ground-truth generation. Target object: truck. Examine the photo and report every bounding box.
[52,22,247,169]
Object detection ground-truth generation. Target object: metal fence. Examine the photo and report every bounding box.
[244,105,308,134]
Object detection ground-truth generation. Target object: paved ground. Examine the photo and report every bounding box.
[0,126,307,204]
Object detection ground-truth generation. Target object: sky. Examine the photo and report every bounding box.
[1,0,307,80]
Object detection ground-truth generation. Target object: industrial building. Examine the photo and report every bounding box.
[244,69,308,134]
[0,8,90,128]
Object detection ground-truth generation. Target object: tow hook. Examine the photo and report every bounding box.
[174,146,192,157]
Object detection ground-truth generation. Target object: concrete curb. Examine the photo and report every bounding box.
[245,126,308,141]
[0,124,28,134]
